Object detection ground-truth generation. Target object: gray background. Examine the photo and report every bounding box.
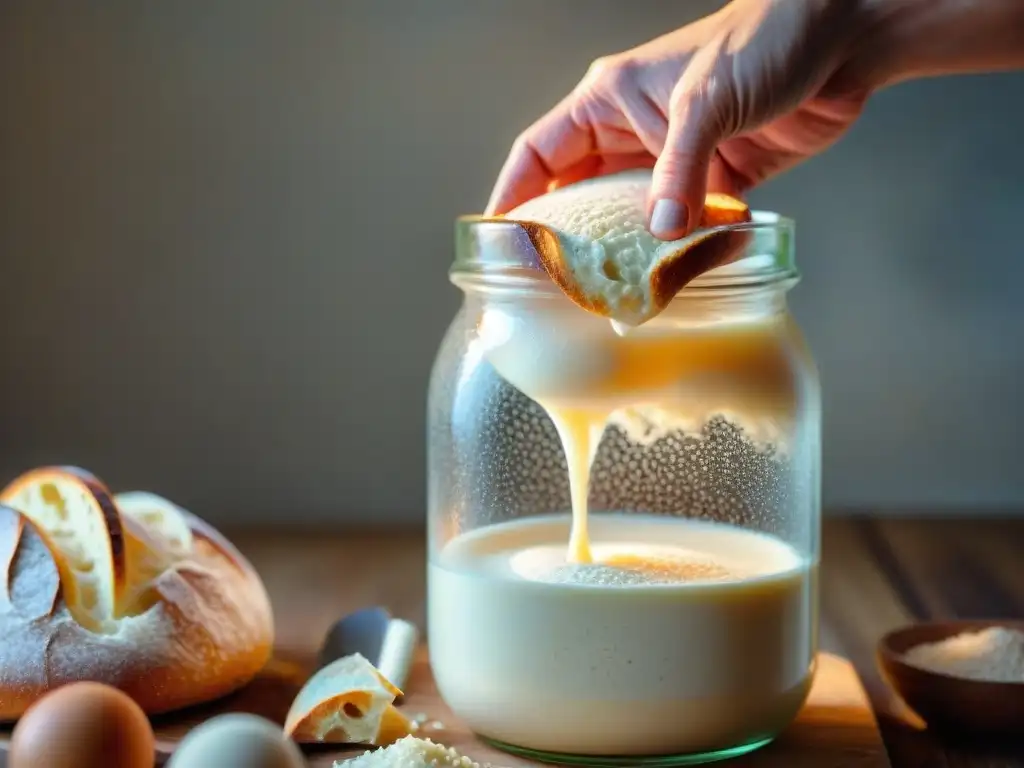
[1,1,1022,526]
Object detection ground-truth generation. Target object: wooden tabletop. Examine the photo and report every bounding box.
[225,515,1024,768]
[3,516,1019,768]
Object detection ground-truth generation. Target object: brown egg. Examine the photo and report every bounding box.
[10,682,154,768]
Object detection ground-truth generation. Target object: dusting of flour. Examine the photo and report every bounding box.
[902,627,1024,683]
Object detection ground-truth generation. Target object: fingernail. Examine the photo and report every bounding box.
[649,199,688,240]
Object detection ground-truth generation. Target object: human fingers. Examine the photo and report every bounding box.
[484,95,595,216]
[647,62,731,239]
[705,151,744,198]
[587,56,670,159]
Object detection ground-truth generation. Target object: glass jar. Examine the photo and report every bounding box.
[427,213,820,766]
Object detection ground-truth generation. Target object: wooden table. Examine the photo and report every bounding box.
[226,516,1024,768]
[3,516,1020,767]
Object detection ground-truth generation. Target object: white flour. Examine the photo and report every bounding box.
[902,626,1024,682]
[339,736,497,768]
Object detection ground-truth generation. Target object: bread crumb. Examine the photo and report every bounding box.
[902,627,1024,682]
[337,736,497,768]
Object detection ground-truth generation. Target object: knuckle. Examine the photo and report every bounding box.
[670,75,712,113]
[668,73,733,139]
[509,132,534,158]
[566,97,593,130]
[584,55,617,79]
[658,149,706,178]
[581,54,637,93]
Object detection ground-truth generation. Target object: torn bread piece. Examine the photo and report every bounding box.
[285,652,414,746]
[339,736,493,768]
[503,169,752,327]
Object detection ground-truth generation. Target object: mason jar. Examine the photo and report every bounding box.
[427,212,820,766]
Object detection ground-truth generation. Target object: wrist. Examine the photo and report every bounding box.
[837,0,924,91]
[845,0,1024,89]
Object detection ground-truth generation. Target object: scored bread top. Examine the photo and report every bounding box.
[503,170,751,326]
[116,491,194,559]
[0,468,251,631]
[0,467,128,632]
[114,491,200,615]
[0,466,275,719]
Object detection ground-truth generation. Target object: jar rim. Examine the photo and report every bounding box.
[450,210,797,294]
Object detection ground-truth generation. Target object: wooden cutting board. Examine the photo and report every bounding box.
[322,650,889,767]
[1,649,889,767]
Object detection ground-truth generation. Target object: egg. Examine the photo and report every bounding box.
[167,713,308,768]
[10,682,154,768]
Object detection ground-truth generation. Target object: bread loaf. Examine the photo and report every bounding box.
[0,466,274,719]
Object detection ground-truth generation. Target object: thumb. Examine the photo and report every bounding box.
[647,80,728,240]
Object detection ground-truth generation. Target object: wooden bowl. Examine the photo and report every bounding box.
[878,620,1024,740]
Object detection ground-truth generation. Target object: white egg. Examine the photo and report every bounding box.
[167,714,307,768]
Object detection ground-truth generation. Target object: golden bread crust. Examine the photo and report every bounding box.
[649,228,753,309]
[1,467,129,615]
[505,193,753,322]
[0,475,273,721]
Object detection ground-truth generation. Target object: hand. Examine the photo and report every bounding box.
[486,0,872,240]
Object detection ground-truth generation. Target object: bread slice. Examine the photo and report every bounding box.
[284,653,413,746]
[503,170,752,326]
[0,467,274,719]
[0,467,127,631]
[114,490,196,613]
[116,491,194,560]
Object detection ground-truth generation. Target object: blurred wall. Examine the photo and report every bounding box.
[1,1,1022,525]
